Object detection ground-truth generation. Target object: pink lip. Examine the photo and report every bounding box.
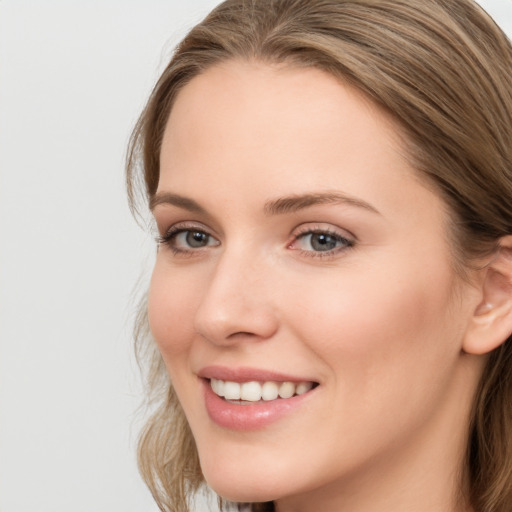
[198,366,318,431]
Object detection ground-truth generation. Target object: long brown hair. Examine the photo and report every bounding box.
[126,1,512,511]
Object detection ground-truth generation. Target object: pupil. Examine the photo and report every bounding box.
[311,233,337,251]
[187,231,208,247]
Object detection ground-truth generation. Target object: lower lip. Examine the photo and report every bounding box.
[203,379,315,430]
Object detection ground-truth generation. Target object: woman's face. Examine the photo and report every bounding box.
[149,61,482,508]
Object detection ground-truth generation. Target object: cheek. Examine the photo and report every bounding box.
[147,260,211,430]
[284,255,462,386]
[147,260,199,362]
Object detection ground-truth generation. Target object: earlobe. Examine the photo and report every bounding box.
[463,236,512,355]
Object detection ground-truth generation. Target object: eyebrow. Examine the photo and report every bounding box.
[150,192,207,214]
[263,192,381,216]
[150,191,380,216]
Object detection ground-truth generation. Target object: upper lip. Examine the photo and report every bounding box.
[197,365,318,383]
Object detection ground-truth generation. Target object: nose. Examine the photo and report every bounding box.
[193,248,279,346]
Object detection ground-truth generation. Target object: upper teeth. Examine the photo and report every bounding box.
[210,379,314,402]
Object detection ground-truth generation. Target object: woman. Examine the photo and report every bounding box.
[126,1,512,511]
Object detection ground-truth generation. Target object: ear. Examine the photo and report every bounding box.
[463,235,512,355]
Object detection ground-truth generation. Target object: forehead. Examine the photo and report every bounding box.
[164,60,400,145]
[159,60,410,196]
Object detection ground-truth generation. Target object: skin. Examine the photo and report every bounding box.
[148,61,487,512]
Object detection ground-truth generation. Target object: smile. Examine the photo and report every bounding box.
[198,367,319,429]
[210,378,315,403]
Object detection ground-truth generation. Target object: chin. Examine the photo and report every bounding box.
[199,451,288,504]
[205,474,279,504]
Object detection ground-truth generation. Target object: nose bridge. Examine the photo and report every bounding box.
[193,243,278,345]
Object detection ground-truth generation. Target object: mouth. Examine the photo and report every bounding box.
[209,378,318,404]
[198,366,319,429]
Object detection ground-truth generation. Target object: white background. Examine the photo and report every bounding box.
[0,1,510,511]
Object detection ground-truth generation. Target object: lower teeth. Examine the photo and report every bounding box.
[225,399,263,405]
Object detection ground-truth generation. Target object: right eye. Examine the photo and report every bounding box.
[158,227,220,254]
[175,230,213,248]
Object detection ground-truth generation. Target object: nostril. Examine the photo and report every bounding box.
[227,331,259,339]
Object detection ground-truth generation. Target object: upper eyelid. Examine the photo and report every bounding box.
[291,223,356,240]
[158,220,217,237]
[161,226,218,243]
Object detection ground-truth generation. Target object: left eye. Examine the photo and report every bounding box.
[292,231,352,252]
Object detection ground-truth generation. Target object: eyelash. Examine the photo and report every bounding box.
[156,224,355,259]
[287,227,355,259]
[156,223,217,256]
